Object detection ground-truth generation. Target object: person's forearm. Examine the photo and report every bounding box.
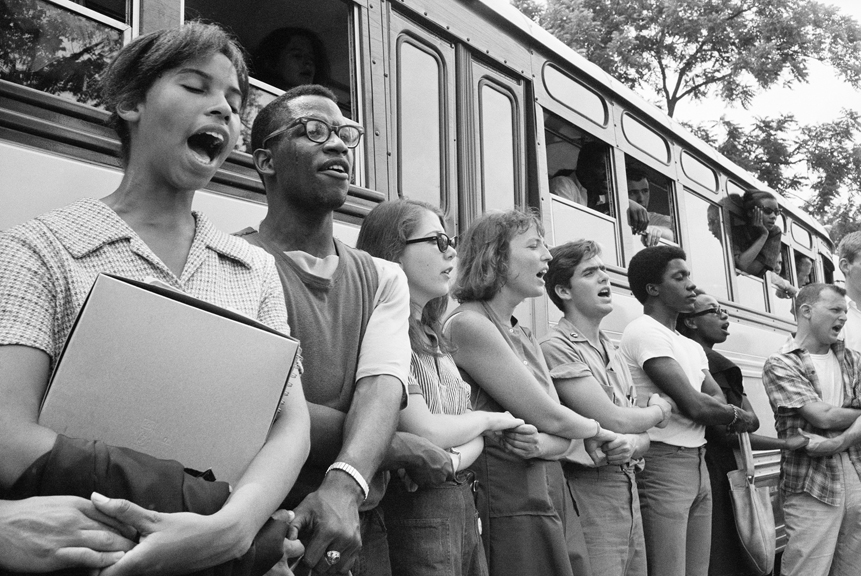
[401,410,498,450]
[597,405,664,434]
[334,376,402,490]
[631,433,650,459]
[217,394,311,557]
[684,395,737,426]
[536,433,576,460]
[804,406,861,431]
[454,436,484,470]
[826,414,861,453]
[306,402,346,466]
[735,233,768,271]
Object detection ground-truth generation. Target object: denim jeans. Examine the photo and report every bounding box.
[637,442,712,576]
[351,507,391,576]
[782,452,861,576]
[565,463,647,576]
[381,470,487,576]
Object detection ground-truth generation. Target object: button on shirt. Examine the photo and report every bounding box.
[763,338,861,505]
[0,198,290,369]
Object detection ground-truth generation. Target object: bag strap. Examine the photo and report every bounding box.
[738,431,756,479]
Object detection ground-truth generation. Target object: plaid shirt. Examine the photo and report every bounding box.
[763,338,861,505]
[0,198,290,370]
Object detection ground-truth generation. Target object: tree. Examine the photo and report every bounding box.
[685,111,861,242]
[514,0,861,117]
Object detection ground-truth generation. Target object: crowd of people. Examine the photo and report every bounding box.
[2,21,861,576]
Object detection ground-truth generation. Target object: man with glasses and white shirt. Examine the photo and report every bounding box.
[763,283,861,576]
[239,84,452,575]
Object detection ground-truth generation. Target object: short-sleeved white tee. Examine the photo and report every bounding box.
[620,314,709,447]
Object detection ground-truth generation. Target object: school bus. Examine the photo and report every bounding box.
[0,0,839,556]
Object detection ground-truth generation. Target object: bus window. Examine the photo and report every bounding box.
[185,0,354,153]
[396,39,444,206]
[823,254,836,284]
[683,192,729,299]
[769,244,795,318]
[1,0,127,108]
[479,81,517,212]
[544,111,614,215]
[795,251,814,286]
[624,156,676,257]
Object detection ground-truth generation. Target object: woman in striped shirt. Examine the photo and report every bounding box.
[357,199,523,576]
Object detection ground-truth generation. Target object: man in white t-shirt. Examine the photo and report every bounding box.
[763,283,861,576]
[620,246,758,576]
[838,232,861,353]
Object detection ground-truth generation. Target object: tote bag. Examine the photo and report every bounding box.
[727,431,776,575]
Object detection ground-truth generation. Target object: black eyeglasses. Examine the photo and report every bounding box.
[760,207,782,216]
[405,232,457,253]
[262,117,365,149]
[687,306,726,318]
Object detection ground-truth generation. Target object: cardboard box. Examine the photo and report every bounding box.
[39,274,299,486]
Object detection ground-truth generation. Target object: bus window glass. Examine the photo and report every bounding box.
[768,244,794,318]
[727,180,746,198]
[544,110,614,216]
[185,0,354,153]
[397,40,443,206]
[791,221,813,249]
[624,156,676,258]
[480,82,516,211]
[681,151,718,192]
[551,201,619,267]
[1,0,126,108]
[621,112,670,164]
[683,192,729,299]
[542,64,608,127]
[795,251,815,286]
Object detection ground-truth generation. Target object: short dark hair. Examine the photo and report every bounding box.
[796,283,846,312]
[357,199,453,356]
[101,21,249,165]
[454,209,544,303]
[627,245,687,304]
[250,83,337,153]
[626,168,648,183]
[545,240,602,311]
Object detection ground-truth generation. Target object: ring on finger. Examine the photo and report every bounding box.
[325,550,341,566]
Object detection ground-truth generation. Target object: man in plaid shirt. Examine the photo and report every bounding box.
[763,283,861,576]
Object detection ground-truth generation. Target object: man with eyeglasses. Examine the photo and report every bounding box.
[619,246,758,576]
[238,85,452,575]
[763,283,861,576]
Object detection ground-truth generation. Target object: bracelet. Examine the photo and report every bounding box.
[326,462,369,502]
[727,404,739,431]
[448,447,462,472]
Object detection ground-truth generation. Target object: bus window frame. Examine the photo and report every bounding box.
[679,187,732,300]
[48,0,131,32]
[680,150,719,195]
[394,32,451,211]
[541,62,609,129]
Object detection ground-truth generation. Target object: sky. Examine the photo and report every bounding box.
[671,0,861,207]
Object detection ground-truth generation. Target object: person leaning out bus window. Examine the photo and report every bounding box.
[0,22,310,575]
[732,190,783,277]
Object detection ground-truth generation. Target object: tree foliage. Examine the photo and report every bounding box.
[514,0,861,117]
[685,111,861,242]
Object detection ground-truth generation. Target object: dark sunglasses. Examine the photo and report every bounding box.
[759,207,782,216]
[687,306,726,318]
[262,117,364,149]
[405,232,457,253]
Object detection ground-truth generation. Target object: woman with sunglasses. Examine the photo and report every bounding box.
[677,292,807,576]
[356,199,523,576]
[732,190,783,277]
[443,209,618,576]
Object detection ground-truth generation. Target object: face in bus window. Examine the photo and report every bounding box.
[276,36,316,87]
[122,52,241,192]
[627,177,650,209]
[504,225,552,300]
[748,197,780,231]
[796,255,813,285]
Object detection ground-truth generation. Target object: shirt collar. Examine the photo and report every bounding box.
[780,334,846,359]
[39,197,256,269]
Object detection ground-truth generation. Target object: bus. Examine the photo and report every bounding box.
[1,0,839,556]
